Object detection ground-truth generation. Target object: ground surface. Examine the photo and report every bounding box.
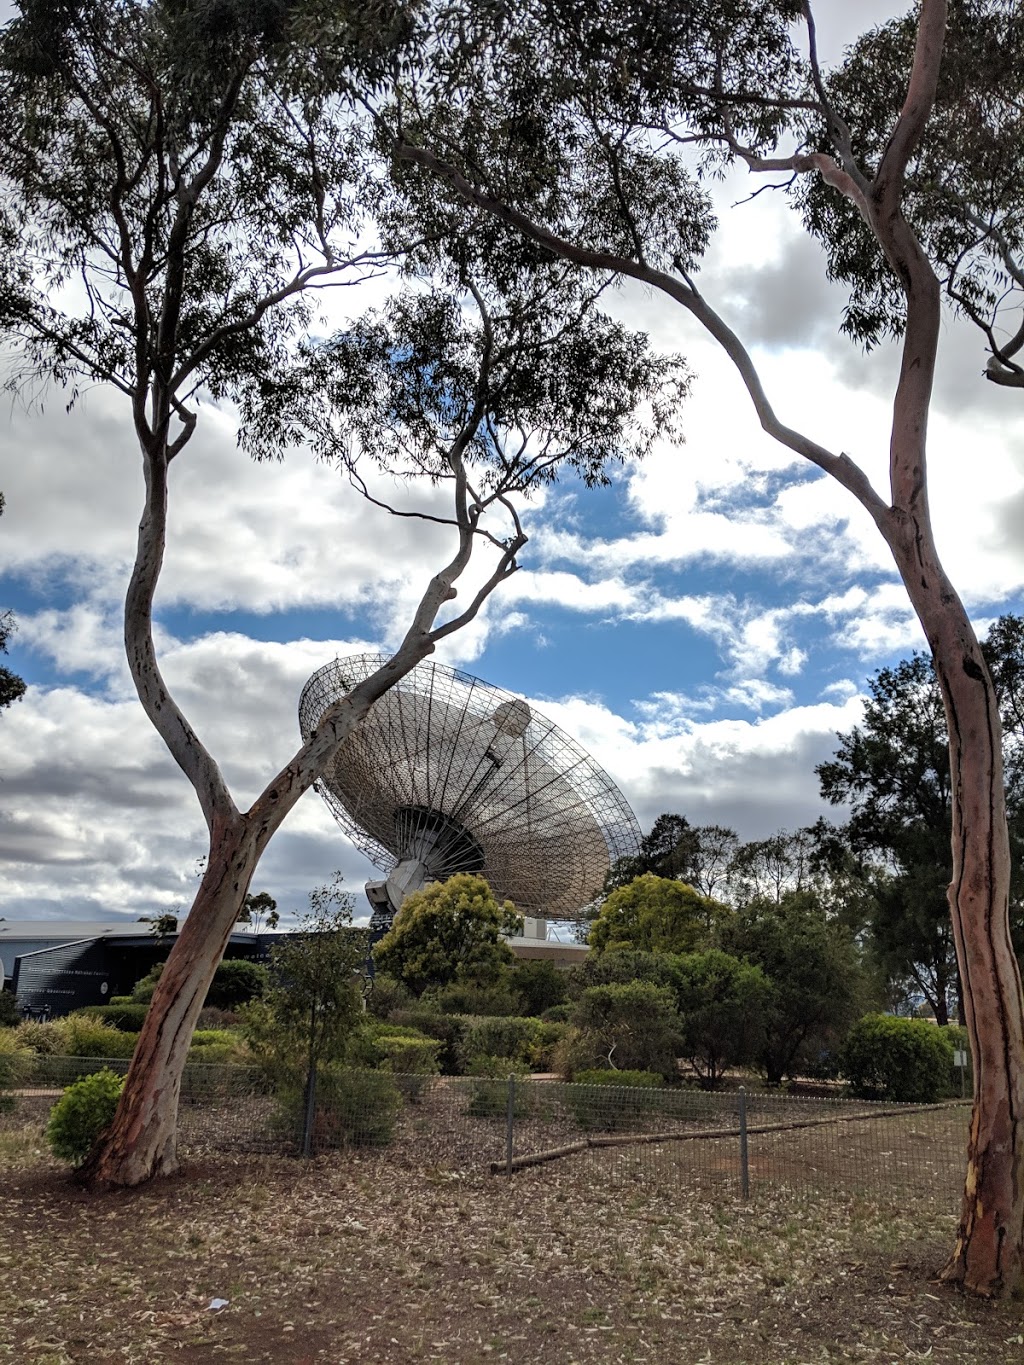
[1,1129,1022,1364]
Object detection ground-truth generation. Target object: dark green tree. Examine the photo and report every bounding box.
[718,890,867,1086]
[671,950,769,1091]
[818,625,1024,1025]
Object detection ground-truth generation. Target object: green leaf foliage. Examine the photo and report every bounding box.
[46,1068,125,1165]
[670,950,769,1091]
[567,981,682,1081]
[508,959,568,1017]
[840,1013,955,1104]
[588,874,724,955]
[373,873,522,997]
[240,877,366,1077]
[717,891,866,1085]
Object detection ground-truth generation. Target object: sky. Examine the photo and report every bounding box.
[2,1,1023,928]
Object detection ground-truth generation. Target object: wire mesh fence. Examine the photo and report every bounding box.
[3,1059,970,1208]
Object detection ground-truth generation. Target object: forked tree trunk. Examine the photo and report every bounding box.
[889,534,1024,1297]
[78,814,261,1186]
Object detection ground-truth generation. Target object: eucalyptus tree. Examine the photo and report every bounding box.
[799,1,1024,387]
[383,0,1024,1293]
[0,0,680,1187]
[818,625,1024,1025]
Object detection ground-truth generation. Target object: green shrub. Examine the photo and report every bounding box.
[574,1068,665,1088]
[388,1010,469,1075]
[840,1014,954,1103]
[0,991,20,1028]
[424,979,522,1017]
[205,959,269,1010]
[365,973,413,1020]
[464,1016,543,1067]
[108,995,133,1006]
[304,1068,403,1148]
[46,1069,124,1165]
[509,959,568,1016]
[567,982,682,1081]
[74,1003,150,1033]
[540,1003,572,1024]
[465,1056,532,1118]
[567,1069,666,1131]
[133,959,268,1009]
[0,1030,31,1110]
[197,1006,241,1030]
[63,1016,138,1059]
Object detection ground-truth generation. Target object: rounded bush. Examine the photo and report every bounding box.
[74,1003,150,1033]
[568,1069,666,1131]
[464,1016,543,1067]
[63,1016,138,1059]
[46,1068,124,1165]
[840,1014,954,1103]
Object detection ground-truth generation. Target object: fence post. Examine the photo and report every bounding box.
[738,1087,750,1200]
[505,1073,516,1179]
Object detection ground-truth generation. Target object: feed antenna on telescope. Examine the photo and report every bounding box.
[298,654,641,933]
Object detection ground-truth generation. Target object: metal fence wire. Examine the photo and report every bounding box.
[4,1060,970,1207]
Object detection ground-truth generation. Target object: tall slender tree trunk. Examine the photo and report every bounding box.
[78,814,261,1186]
[888,534,1024,1297]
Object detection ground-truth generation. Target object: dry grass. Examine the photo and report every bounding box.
[1,1120,1022,1365]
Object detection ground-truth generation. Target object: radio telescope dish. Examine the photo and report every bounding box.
[298,654,641,928]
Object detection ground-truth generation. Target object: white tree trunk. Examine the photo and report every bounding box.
[79,815,260,1185]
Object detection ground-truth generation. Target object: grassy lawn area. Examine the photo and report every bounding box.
[1,1126,1022,1364]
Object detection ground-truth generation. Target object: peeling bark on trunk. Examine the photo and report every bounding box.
[79,816,260,1187]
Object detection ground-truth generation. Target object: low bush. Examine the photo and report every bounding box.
[74,1003,150,1033]
[46,1068,124,1165]
[465,1055,532,1118]
[0,990,20,1027]
[540,1003,572,1024]
[364,973,413,1020]
[197,1006,241,1030]
[424,980,522,1018]
[574,1068,665,1088]
[307,1068,403,1148]
[840,1014,954,1103]
[567,1068,666,1131]
[464,1016,543,1068]
[133,959,269,1009]
[388,1010,469,1075]
[63,1016,138,1060]
[205,959,270,1010]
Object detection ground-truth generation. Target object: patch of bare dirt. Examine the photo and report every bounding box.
[1,1135,1022,1364]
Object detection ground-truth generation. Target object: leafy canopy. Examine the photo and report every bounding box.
[373,873,522,996]
[588,873,725,955]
